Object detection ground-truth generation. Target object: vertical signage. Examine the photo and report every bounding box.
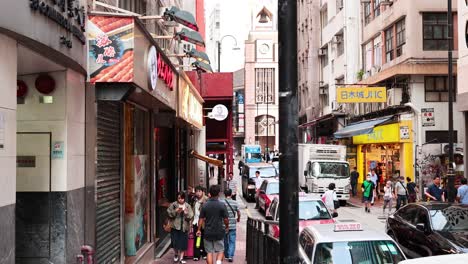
[421,108,435,127]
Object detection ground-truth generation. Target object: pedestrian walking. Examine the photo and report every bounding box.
[167,191,194,264]
[425,176,445,202]
[456,178,468,205]
[395,176,408,210]
[322,183,338,216]
[369,169,379,202]
[362,174,375,213]
[226,172,238,200]
[196,185,229,264]
[209,162,215,178]
[192,186,208,261]
[254,170,262,209]
[383,181,394,216]
[350,167,359,197]
[406,177,418,203]
[222,189,241,262]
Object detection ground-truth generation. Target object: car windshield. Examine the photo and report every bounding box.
[313,241,405,264]
[299,200,330,220]
[430,207,468,231]
[266,182,279,195]
[250,167,276,178]
[310,162,349,179]
[247,153,262,160]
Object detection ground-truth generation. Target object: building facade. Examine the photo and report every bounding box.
[457,0,468,179]
[244,6,279,154]
[1,1,88,263]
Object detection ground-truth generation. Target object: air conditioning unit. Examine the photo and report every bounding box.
[370,65,381,75]
[442,143,463,155]
[381,0,393,6]
[319,87,328,95]
[386,88,402,106]
[332,35,343,44]
[318,49,327,56]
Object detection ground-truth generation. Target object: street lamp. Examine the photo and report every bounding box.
[405,102,423,200]
[217,35,240,72]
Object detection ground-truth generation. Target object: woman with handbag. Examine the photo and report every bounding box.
[167,191,194,264]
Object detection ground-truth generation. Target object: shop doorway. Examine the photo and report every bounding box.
[16,132,52,262]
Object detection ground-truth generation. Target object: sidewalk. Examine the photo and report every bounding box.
[152,206,247,264]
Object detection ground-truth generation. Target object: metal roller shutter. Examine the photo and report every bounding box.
[96,101,122,263]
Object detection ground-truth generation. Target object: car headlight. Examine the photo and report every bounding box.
[344,184,351,192]
[247,185,256,189]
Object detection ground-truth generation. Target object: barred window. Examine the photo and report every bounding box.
[385,27,394,62]
[424,76,457,102]
[255,68,275,104]
[396,19,405,57]
[423,13,450,50]
[364,3,372,25]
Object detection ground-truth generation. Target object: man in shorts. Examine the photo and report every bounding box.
[197,185,229,264]
[362,174,375,213]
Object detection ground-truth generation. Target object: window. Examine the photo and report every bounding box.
[396,19,406,57]
[374,36,382,66]
[426,131,458,144]
[364,3,372,25]
[385,27,394,62]
[255,115,276,136]
[119,0,146,14]
[255,68,275,103]
[423,13,450,50]
[320,47,329,67]
[424,76,457,102]
[299,233,315,260]
[336,35,344,57]
[374,0,381,18]
[321,8,328,28]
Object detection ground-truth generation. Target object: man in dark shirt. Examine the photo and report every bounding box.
[197,185,229,264]
[350,167,359,197]
[425,176,445,202]
[406,177,418,203]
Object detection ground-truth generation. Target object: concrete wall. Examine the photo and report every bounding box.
[0,33,17,264]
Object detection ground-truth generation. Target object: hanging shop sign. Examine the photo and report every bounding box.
[353,122,412,144]
[336,86,386,103]
[178,77,203,129]
[88,16,135,83]
[30,0,86,47]
[208,104,229,121]
[147,46,157,90]
[421,108,435,127]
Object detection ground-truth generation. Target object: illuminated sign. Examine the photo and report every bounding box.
[336,86,386,103]
[353,122,412,144]
[157,53,174,90]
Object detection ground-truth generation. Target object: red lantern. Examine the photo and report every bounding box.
[35,74,56,94]
[17,80,28,98]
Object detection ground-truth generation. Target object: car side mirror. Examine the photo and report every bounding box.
[416,223,426,232]
[265,215,273,220]
[332,212,338,218]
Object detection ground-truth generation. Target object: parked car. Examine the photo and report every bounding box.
[299,222,406,264]
[386,203,468,258]
[398,254,468,264]
[241,162,277,201]
[256,178,279,213]
[266,194,335,238]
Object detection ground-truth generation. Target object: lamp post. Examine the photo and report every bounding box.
[447,0,456,202]
[405,103,423,200]
[217,35,240,72]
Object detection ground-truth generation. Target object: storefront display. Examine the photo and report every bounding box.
[354,121,413,184]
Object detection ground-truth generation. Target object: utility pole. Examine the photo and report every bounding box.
[447,0,456,202]
[278,0,299,263]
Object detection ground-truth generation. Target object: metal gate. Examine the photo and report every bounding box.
[96,101,122,263]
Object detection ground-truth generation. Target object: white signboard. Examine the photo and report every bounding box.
[147,46,157,91]
[208,104,229,121]
[421,108,435,127]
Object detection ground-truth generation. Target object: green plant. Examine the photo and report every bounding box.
[357,70,365,81]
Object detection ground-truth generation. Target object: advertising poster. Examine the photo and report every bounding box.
[125,155,149,256]
[88,16,135,83]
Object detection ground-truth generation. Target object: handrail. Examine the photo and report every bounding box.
[246,217,280,264]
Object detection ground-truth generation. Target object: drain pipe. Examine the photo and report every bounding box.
[404,102,423,200]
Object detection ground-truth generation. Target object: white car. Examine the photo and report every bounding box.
[398,254,468,264]
[299,222,406,264]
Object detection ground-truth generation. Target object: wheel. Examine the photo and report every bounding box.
[339,200,347,207]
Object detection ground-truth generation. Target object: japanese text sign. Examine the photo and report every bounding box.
[336,86,387,103]
[421,108,435,127]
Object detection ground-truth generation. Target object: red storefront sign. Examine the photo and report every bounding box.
[157,53,174,90]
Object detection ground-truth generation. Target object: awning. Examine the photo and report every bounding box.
[334,116,393,139]
[189,150,223,167]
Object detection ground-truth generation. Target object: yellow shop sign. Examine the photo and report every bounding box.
[337,86,387,103]
[353,122,412,144]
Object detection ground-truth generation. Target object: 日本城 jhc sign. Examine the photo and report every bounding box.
[336,86,387,103]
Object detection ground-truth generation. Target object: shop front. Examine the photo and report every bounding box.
[86,15,177,263]
[353,120,414,185]
[177,72,205,189]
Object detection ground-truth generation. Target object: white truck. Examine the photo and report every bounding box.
[298,144,351,204]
